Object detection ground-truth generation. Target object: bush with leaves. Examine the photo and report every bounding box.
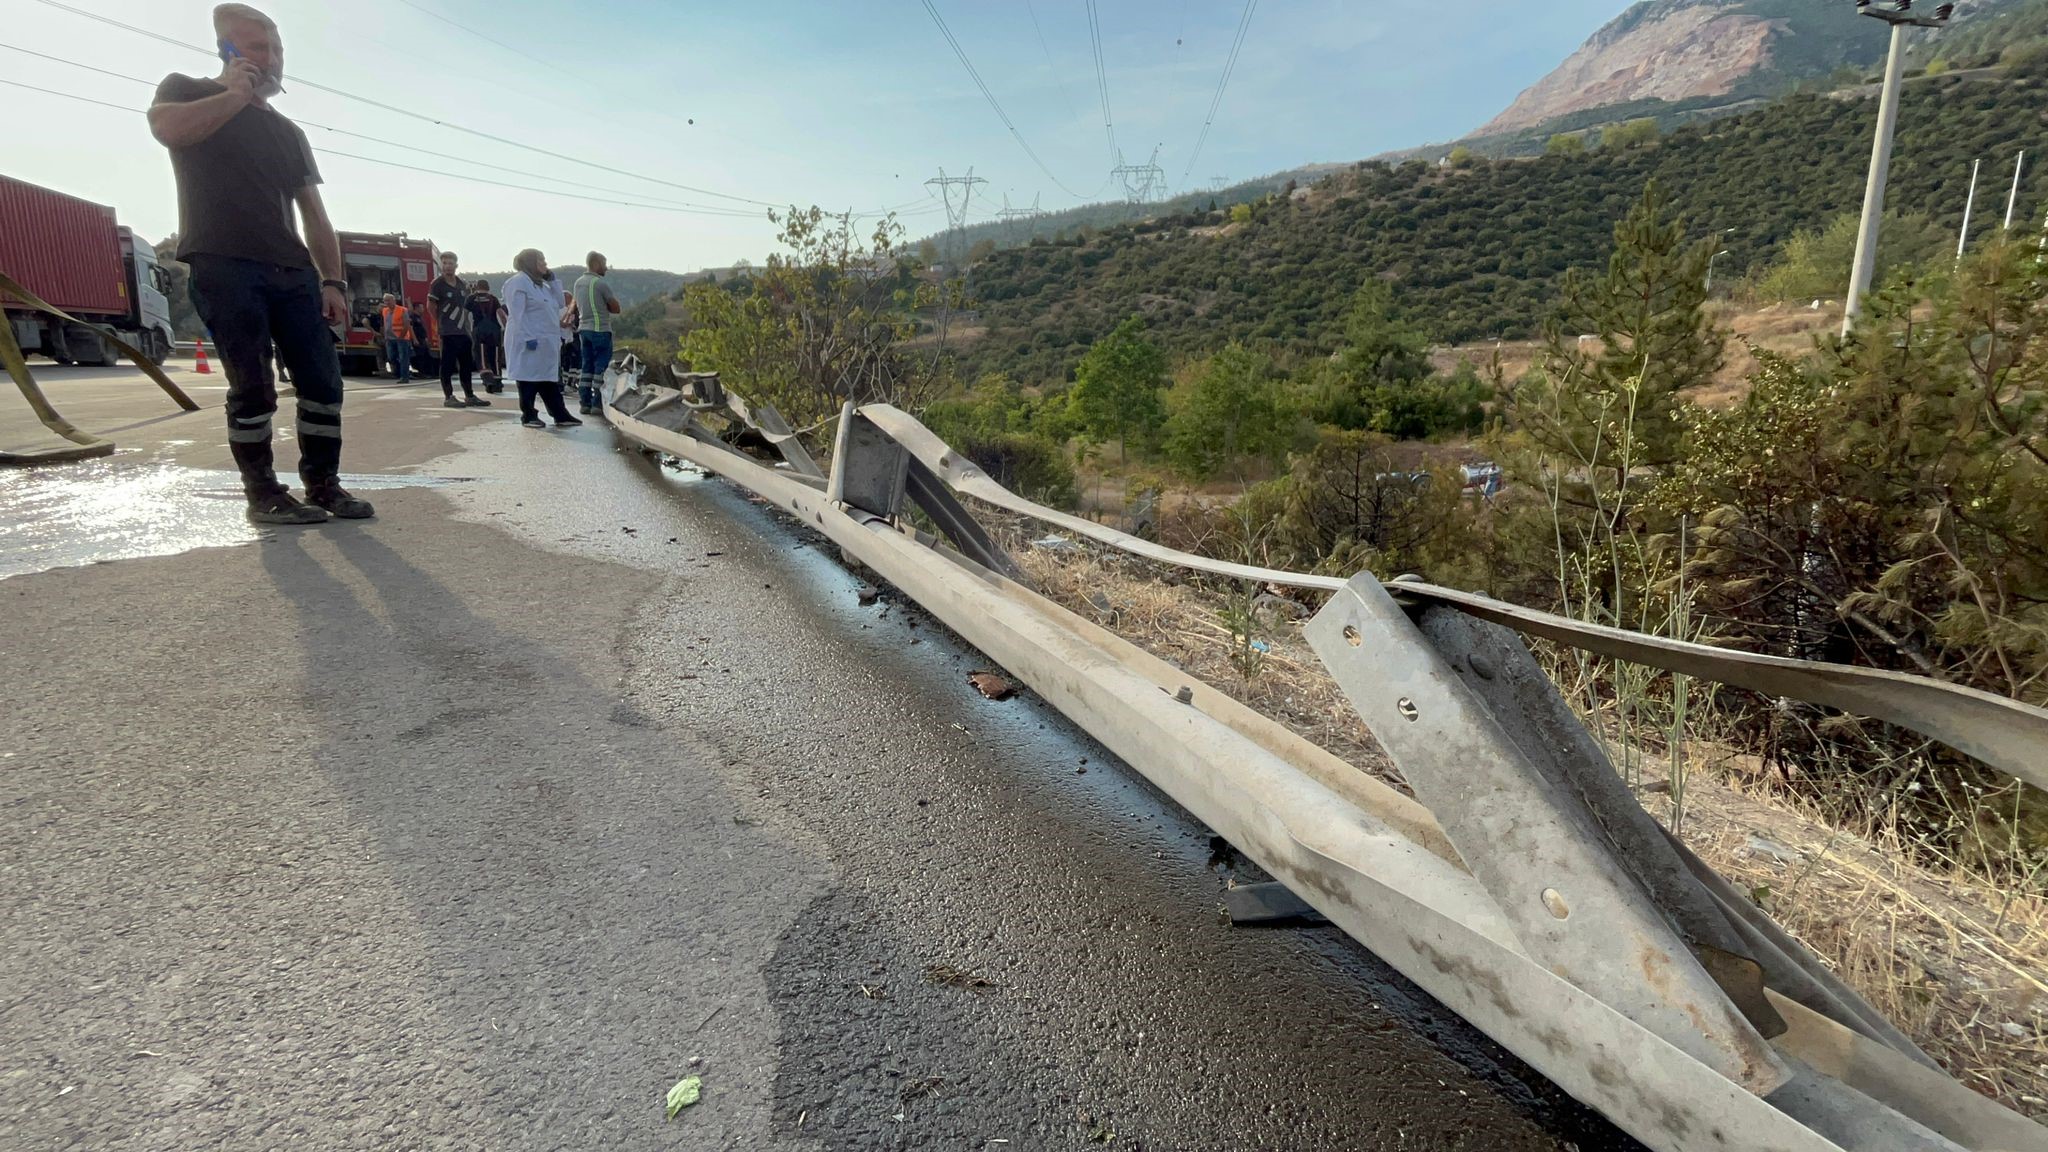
[1163,343,1295,479]
[1659,244,2048,703]
[1066,316,1167,462]
[677,207,939,428]
[1757,210,1950,303]
[1273,429,1466,575]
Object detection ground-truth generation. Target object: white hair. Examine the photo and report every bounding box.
[213,4,276,36]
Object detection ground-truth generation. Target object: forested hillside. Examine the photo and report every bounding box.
[957,65,2048,386]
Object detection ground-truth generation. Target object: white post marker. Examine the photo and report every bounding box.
[2004,149,2025,231]
[1957,158,1979,263]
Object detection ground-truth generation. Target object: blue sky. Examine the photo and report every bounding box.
[2,0,1633,271]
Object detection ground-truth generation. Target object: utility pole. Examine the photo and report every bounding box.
[1209,176,1228,194]
[1957,157,1980,262]
[1843,0,1954,338]
[2004,150,2026,230]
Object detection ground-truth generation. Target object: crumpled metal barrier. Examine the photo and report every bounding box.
[0,267,198,465]
[855,403,2048,792]
[610,383,2048,1147]
[608,382,2047,1152]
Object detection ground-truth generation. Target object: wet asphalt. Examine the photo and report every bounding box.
[0,366,1634,1149]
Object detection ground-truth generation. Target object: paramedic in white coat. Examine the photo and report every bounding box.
[503,248,582,428]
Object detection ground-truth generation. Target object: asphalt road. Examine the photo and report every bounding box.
[1,363,1634,1149]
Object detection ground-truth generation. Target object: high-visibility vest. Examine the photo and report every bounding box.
[379,304,413,340]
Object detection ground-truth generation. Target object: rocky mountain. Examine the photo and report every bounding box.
[1474,0,2026,139]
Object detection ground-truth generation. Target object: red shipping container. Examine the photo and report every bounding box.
[0,173,128,316]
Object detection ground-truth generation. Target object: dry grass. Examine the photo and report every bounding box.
[1000,525,2048,1119]
[1431,301,1842,411]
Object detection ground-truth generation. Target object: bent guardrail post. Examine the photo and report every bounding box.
[721,387,823,480]
[809,400,1020,578]
[1307,570,1793,1096]
[1402,593,1937,1066]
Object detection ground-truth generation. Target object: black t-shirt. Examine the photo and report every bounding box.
[467,292,503,331]
[428,276,474,340]
[154,74,320,268]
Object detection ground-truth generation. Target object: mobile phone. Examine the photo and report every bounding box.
[219,38,284,93]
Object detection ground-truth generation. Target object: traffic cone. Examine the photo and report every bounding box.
[194,340,212,375]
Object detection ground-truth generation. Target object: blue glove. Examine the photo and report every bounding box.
[524,339,539,351]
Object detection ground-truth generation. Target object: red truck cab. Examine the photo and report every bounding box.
[336,231,438,377]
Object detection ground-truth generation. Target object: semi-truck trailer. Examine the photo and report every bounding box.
[0,174,177,366]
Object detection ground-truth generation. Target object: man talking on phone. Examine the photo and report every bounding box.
[149,4,373,523]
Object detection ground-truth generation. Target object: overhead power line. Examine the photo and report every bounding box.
[20,0,815,212]
[1179,0,1259,190]
[918,0,1088,200]
[391,0,555,70]
[1084,0,1118,163]
[0,77,774,220]
[0,45,765,218]
[1022,0,1081,123]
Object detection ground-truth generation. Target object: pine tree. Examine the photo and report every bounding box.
[1523,179,1723,471]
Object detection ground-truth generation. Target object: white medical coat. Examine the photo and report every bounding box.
[503,272,566,382]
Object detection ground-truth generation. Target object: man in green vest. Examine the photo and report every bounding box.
[571,251,621,415]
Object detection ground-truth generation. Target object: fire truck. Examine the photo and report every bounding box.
[336,231,440,377]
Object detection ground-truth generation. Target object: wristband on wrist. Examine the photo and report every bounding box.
[321,279,348,292]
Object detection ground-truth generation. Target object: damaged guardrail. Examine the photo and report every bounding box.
[602,362,2048,1152]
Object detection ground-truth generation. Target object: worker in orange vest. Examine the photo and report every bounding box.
[378,292,414,382]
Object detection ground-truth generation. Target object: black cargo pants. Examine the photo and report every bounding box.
[187,255,346,499]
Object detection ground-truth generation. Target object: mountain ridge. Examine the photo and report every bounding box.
[1472,0,2033,141]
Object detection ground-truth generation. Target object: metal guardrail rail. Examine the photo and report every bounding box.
[602,361,2048,1152]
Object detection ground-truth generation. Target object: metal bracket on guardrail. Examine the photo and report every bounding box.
[827,401,909,521]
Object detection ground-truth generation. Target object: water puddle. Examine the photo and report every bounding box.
[0,459,466,579]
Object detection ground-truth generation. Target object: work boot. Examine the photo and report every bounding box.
[305,480,375,519]
[463,394,492,407]
[247,489,330,525]
[442,395,466,409]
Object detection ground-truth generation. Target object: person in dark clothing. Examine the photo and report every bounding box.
[408,301,431,373]
[426,251,488,409]
[468,278,504,392]
[149,2,371,524]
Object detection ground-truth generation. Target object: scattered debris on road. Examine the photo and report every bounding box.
[967,671,1015,700]
[924,963,998,992]
[665,1075,702,1119]
[857,582,881,604]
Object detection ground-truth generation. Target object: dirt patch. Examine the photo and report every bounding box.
[1433,302,1841,411]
